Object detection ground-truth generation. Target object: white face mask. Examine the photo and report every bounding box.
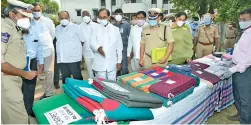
[115,15,122,22]
[239,20,251,29]
[60,19,70,26]
[17,18,30,29]
[83,16,91,24]
[100,19,108,26]
[33,12,41,18]
[177,21,185,27]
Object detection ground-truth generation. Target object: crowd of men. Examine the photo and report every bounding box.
[1,0,251,124]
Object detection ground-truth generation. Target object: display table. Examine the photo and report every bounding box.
[130,78,233,124]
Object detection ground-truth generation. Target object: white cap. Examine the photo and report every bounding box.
[7,0,34,18]
[148,8,162,15]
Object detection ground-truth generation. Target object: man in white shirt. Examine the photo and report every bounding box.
[79,9,99,78]
[127,11,147,72]
[31,2,55,99]
[91,8,123,80]
[56,11,83,83]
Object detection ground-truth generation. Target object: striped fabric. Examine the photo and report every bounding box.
[118,72,159,93]
[149,73,196,98]
[171,78,233,124]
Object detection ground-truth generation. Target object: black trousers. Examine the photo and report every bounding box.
[22,58,37,116]
[232,66,251,124]
[59,61,83,84]
[53,39,60,86]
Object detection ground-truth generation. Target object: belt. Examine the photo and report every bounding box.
[198,42,213,46]
[226,37,235,39]
[145,52,151,58]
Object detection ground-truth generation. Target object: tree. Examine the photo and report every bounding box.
[169,0,251,21]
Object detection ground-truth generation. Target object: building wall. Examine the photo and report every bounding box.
[60,0,174,24]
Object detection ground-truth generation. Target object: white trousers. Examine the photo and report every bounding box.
[131,57,141,72]
[95,70,117,81]
[84,57,94,78]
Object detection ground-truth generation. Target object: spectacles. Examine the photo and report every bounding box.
[238,18,251,22]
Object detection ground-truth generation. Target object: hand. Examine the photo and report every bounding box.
[186,58,192,63]
[130,52,134,59]
[159,57,167,64]
[127,57,131,64]
[116,63,121,71]
[221,68,234,79]
[139,59,144,67]
[193,45,197,52]
[38,64,44,74]
[97,46,105,57]
[23,71,38,80]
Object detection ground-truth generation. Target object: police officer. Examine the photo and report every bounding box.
[113,9,131,76]
[1,0,37,124]
[223,22,237,49]
[193,13,219,59]
[22,22,44,117]
[139,8,174,69]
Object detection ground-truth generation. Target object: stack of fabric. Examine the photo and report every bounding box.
[118,72,159,93]
[149,73,196,99]
[191,68,221,85]
[91,77,162,108]
[189,61,210,70]
[63,78,154,122]
[140,66,174,79]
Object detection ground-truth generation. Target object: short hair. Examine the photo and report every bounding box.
[98,8,110,16]
[131,14,136,19]
[175,12,188,20]
[136,11,146,18]
[192,17,199,21]
[58,11,70,18]
[114,8,123,14]
[4,4,19,17]
[240,8,251,16]
[32,2,41,8]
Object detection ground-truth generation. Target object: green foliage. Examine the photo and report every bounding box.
[169,0,251,22]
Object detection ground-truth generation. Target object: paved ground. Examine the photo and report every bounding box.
[32,69,239,124]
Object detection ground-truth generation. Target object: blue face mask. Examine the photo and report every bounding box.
[148,19,158,26]
[203,18,211,25]
[239,20,251,29]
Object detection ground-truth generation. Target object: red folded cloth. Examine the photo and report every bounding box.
[191,69,221,85]
[149,73,196,98]
[189,61,210,70]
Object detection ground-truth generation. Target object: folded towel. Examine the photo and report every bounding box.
[189,61,210,69]
[191,69,221,85]
[167,64,192,74]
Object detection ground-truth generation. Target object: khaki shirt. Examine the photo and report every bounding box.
[195,25,219,43]
[1,17,26,70]
[140,23,174,55]
[225,28,237,38]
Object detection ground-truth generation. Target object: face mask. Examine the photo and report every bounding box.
[60,19,70,26]
[100,19,108,26]
[17,18,30,29]
[203,17,211,25]
[148,19,158,26]
[136,20,145,27]
[97,18,101,23]
[83,16,91,24]
[193,21,199,24]
[115,15,122,22]
[33,12,41,18]
[239,20,251,29]
[131,19,137,25]
[177,21,185,27]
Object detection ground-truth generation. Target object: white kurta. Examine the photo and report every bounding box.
[127,25,143,59]
[91,23,123,72]
[31,16,55,57]
[55,22,83,63]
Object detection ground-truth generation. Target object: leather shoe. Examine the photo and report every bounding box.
[227,113,240,121]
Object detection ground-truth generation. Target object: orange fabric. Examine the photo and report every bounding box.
[121,73,144,84]
[131,77,153,87]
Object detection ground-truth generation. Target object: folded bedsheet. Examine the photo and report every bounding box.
[140,66,174,79]
[91,77,162,108]
[65,78,154,121]
[118,72,159,93]
[192,68,221,85]
[149,73,196,98]
[32,93,96,124]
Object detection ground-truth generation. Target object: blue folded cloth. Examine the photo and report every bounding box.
[167,64,192,74]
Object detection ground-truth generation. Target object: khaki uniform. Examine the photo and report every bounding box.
[223,28,236,49]
[1,17,28,124]
[195,25,219,58]
[140,24,174,69]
